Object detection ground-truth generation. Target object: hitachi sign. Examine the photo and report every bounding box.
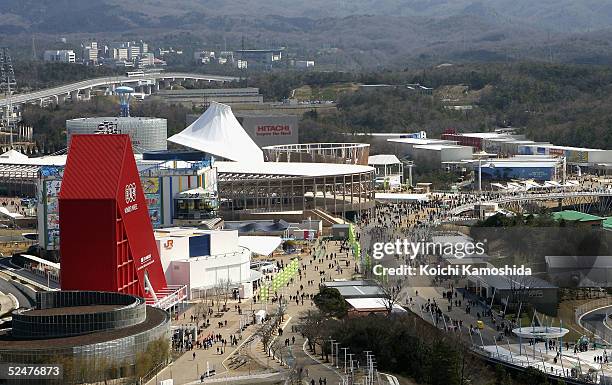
[256,125,292,136]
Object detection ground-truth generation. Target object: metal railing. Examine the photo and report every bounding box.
[450,191,612,215]
[575,297,612,344]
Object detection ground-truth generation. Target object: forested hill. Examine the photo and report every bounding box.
[18,62,612,153]
[258,63,612,150]
[4,1,612,67]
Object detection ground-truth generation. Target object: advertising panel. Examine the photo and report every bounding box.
[44,180,62,250]
[141,177,162,228]
[236,114,299,147]
[481,166,554,181]
[566,150,588,163]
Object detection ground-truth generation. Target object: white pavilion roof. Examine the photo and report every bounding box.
[168,101,264,163]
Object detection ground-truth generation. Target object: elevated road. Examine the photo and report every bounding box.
[0,72,240,108]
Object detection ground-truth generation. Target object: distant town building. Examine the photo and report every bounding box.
[234,48,283,68]
[236,59,248,69]
[43,50,76,63]
[295,60,315,69]
[110,42,130,60]
[157,47,183,57]
[81,41,98,64]
[194,50,215,64]
[128,45,141,60]
[139,52,155,67]
[159,88,263,107]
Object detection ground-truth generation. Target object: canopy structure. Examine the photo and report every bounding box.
[168,101,264,163]
[368,154,401,166]
[345,297,407,313]
[375,193,429,202]
[175,187,214,199]
[512,326,569,339]
[0,207,23,219]
[0,149,29,161]
[238,236,282,256]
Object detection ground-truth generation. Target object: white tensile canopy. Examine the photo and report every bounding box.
[238,236,282,256]
[0,149,28,161]
[168,101,264,163]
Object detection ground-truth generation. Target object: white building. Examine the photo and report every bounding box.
[139,53,155,67]
[194,50,215,64]
[412,144,473,167]
[43,50,76,63]
[155,228,261,299]
[387,137,460,164]
[82,41,98,63]
[368,154,403,188]
[113,47,129,61]
[236,59,248,69]
[129,45,141,60]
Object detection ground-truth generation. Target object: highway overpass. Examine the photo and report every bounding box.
[0,72,241,108]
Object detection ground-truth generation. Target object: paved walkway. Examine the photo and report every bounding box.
[147,239,355,385]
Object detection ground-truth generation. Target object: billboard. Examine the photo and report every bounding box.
[141,177,162,228]
[481,166,554,181]
[38,170,64,251]
[235,114,299,147]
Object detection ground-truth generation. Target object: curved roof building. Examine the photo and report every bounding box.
[0,291,170,385]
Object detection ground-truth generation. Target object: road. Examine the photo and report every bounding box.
[0,275,35,308]
[0,72,240,107]
[0,256,59,291]
[581,308,612,343]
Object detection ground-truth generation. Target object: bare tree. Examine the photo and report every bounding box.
[287,363,305,385]
[376,275,405,315]
[296,309,326,354]
[256,324,274,357]
[218,278,232,312]
[212,283,223,315]
[271,338,286,365]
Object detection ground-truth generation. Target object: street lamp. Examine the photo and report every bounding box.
[333,342,340,368]
[341,347,349,373]
[328,339,336,365]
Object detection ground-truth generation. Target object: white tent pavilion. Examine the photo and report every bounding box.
[168,101,264,163]
[238,236,282,256]
[0,149,29,161]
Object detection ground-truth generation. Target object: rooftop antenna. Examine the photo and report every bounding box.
[115,86,134,117]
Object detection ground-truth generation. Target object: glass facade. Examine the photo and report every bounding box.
[174,197,218,220]
[0,292,171,385]
[12,292,146,339]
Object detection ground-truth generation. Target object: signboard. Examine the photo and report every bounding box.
[44,180,62,250]
[255,125,292,137]
[236,115,299,147]
[141,176,162,228]
[567,150,588,163]
[481,166,554,181]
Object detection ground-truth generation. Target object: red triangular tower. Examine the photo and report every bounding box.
[59,134,169,302]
